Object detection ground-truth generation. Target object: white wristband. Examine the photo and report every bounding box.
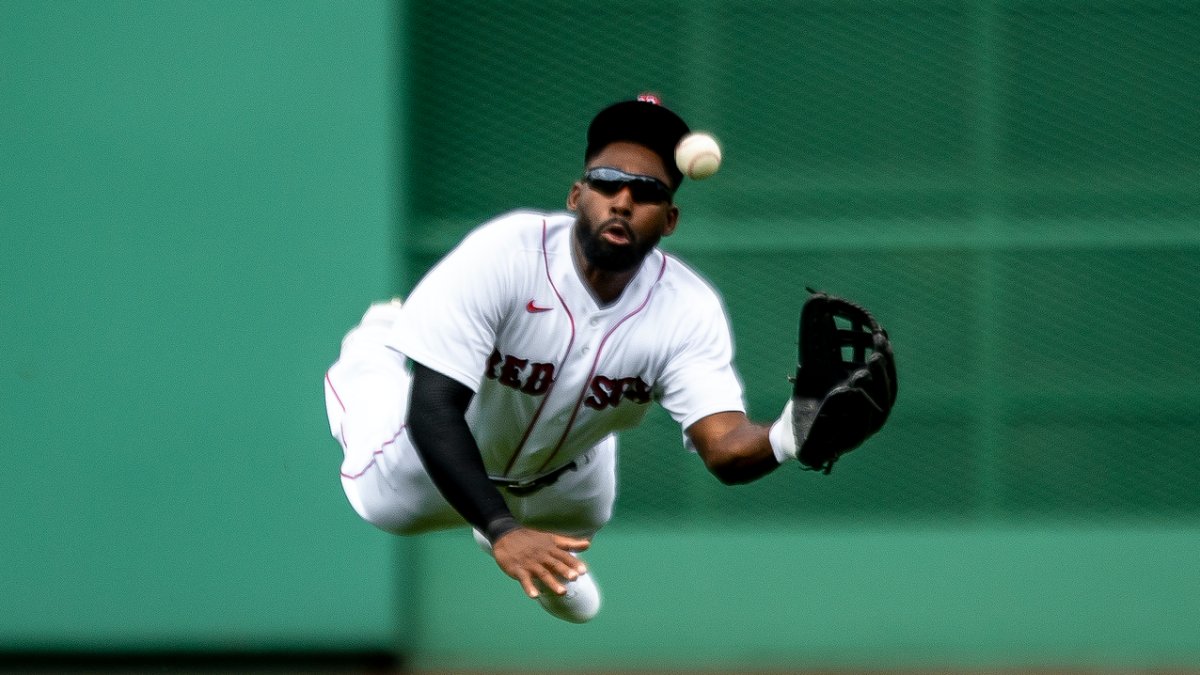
[768,400,797,463]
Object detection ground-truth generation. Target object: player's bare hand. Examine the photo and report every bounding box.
[491,527,590,599]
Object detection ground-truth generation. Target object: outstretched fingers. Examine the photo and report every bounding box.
[492,528,591,598]
[523,549,587,598]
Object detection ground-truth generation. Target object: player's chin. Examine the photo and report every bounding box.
[580,236,640,272]
[590,246,642,272]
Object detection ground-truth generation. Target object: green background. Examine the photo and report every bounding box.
[2,0,1198,671]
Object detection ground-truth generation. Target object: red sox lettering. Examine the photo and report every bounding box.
[485,348,555,395]
[584,374,651,409]
[484,348,651,411]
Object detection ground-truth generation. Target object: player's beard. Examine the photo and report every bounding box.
[573,214,660,273]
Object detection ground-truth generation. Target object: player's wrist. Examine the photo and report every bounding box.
[484,515,520,545]
[769,400,798,464]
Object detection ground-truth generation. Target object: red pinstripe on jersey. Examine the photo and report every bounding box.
[534,252,668,475]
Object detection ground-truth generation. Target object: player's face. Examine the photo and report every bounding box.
[568,141,680,272]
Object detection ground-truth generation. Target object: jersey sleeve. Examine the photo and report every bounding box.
[389,219,519,392]
[655,291,747,435]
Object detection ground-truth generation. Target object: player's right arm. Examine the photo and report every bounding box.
[394,214,588,597]
[406,362,588,598]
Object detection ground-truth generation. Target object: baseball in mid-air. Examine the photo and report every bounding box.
[675,132,722,180]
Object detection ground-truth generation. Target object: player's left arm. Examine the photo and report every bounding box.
[685,411,781,485]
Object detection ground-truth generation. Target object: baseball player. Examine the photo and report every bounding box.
[324,97,896,623]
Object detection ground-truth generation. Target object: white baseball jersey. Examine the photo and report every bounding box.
[392,209,746,481]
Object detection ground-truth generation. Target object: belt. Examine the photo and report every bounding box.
[490,460,578,496]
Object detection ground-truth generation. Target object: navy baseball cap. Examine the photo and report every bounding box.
[585,94,690,188]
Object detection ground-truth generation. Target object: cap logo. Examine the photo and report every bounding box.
[636,92,662,106]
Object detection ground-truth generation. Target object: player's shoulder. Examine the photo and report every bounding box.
[646,252,734,340]
[465,209,572,248]
[657,251,724,306]
[438,210,570,280]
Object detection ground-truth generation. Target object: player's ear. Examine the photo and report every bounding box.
[663,205,679,237]
[567,182,582,211]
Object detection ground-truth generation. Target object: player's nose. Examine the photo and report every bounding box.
[608,186,634,213]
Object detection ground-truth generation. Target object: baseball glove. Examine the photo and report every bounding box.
[789,289,897,473]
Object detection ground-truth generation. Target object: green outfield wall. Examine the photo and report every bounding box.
[3,0,1199,671]
[1,0,403,655]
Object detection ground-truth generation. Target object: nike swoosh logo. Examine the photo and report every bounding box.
[526,300,553,313]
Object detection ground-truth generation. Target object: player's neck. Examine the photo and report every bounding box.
[584,268,634,306]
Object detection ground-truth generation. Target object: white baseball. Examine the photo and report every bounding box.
[675,132,722,180]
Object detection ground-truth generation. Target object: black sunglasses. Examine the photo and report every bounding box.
[582,167,673,204]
